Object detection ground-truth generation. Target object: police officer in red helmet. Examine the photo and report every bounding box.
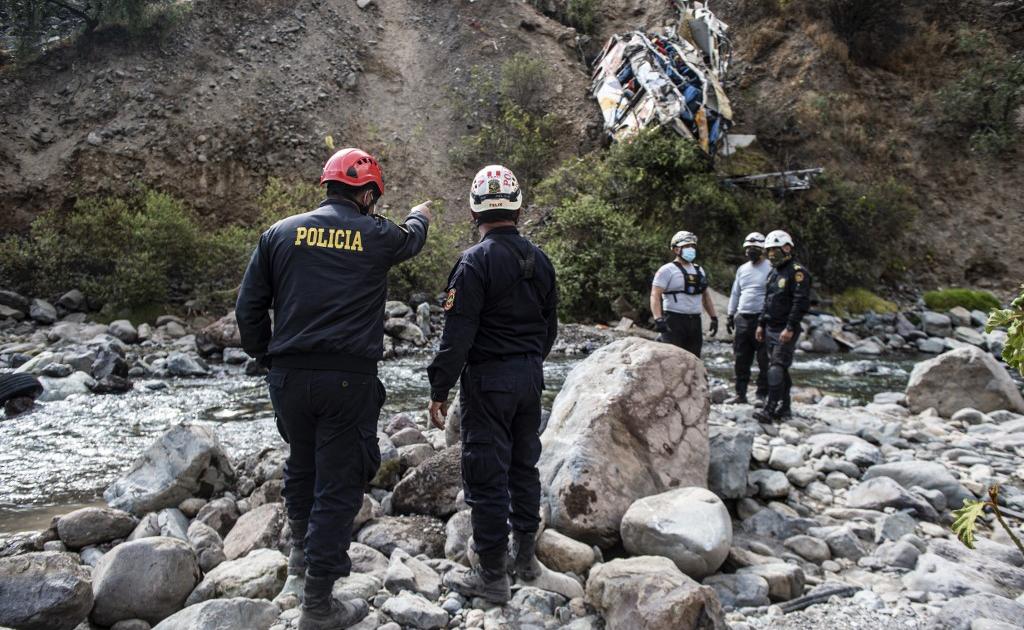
[236,148,432,629]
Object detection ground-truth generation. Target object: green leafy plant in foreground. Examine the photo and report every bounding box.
[952,485,1024,558]
[985,284,1024,376]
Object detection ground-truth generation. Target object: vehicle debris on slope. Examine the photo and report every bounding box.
[590,2,733,154]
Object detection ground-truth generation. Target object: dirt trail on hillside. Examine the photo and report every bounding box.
[0,0,593,228]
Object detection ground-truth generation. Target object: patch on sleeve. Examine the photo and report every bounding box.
[778,278,787,289]
[794,271,805,283]
[444,288,456,311]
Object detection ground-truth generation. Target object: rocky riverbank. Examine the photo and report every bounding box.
[1,287,1024,630]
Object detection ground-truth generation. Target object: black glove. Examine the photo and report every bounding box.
[726,315,735,335]
[654,317,668,333]
[709,316,719,336]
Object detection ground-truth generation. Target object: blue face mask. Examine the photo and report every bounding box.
[681,247,697,262]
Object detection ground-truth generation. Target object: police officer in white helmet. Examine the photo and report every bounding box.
[725,232,771,404]
[753,229,812,423]
[427,165,559,604]
[650,230,719,357]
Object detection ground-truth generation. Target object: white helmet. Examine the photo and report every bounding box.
[764,230,794,249]
[742,232,765,248]
[470,165,522,214]
[671,230,698,248]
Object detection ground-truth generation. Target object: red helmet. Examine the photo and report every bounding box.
[320,148,385,195]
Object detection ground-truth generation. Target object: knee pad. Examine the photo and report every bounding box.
[767,365,786,388]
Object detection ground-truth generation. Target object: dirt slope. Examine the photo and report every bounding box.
[0,0,594,228]
[1,0,1022,292]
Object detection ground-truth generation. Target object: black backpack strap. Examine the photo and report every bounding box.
[492,236,537,281]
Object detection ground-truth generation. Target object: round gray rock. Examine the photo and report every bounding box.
[151,597,279,630]
[0,551,93,630]
[620,487,732,579]
[91,537,201,626]
[57,506,137,549]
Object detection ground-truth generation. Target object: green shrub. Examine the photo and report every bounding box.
[541,195,662,321]
[831,288,897,317]
[986,285,1024,377]
[528,0,599,34]
[939,31,1024,155]
[451,56,560,187]
[770,175,918,291]
[256,177,323,230]
[388,201,471,302]
[924,288,1001,313]
[2,0,185,60]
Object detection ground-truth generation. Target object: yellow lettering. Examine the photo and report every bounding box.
[351,230,362,252]
[343,229,352,250]
[305,229,317,246]
[316,228,327,247]
[295,227,307,245]
[326,228,336,248]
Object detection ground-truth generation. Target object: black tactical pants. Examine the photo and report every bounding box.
[267,367,384,579]
[458,355,544,558]
[764,326,800,416]
[660,312,703,357]
[734,314,768,399]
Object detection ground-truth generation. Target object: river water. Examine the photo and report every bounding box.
[0,343,924,535]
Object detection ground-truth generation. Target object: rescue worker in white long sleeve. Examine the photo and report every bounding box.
[725,232,771,404]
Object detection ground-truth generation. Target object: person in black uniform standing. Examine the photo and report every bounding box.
[427,164,558,604]
[753,229,811,423]
[236,148,431,630]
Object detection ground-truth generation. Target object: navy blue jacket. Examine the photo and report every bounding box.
[759,258,812,331]
[427,226,558,402]
[236,198,429,372]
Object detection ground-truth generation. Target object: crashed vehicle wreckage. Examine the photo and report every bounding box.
[591,1,733,155]
[591,2,824,191]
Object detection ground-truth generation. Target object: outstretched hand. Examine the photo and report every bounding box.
[411,200,434,222]
[428,400,449,430]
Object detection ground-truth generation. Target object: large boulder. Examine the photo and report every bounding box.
[197,312,242,350]
[222,502,284,560]
[585,556,726,630]
[0,552,93,630]
[56,507,137,549]
[905,346,1024,416]
[539,338,710,547]
[620,487,732,579]
[90,537,201,626]
[391,446,461,518]
[862,461,973,509]
[151,597,279,630]
[185,548,287,606]
[104,425,235,516]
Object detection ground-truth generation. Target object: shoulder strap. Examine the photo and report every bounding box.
[492,235,536,281]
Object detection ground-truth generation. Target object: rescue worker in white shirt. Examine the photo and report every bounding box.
[725,232,771,404]
[650,231,718,357]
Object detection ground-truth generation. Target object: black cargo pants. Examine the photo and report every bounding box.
[734,314,768,399]
[458,355,544,558]
[267,367,383,579]
[660,312,703,357]
[764,326,800,416]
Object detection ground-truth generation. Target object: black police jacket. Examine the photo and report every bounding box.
[427,226,558,402]
[759,258,811,331]
[235,198,429,372]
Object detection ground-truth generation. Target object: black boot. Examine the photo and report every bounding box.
[510,530,542,582]
[288,518,309,576]
[275,519,308,604]
[444,550,511,604]
[298,572,368,630]
[726,381,749,405]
